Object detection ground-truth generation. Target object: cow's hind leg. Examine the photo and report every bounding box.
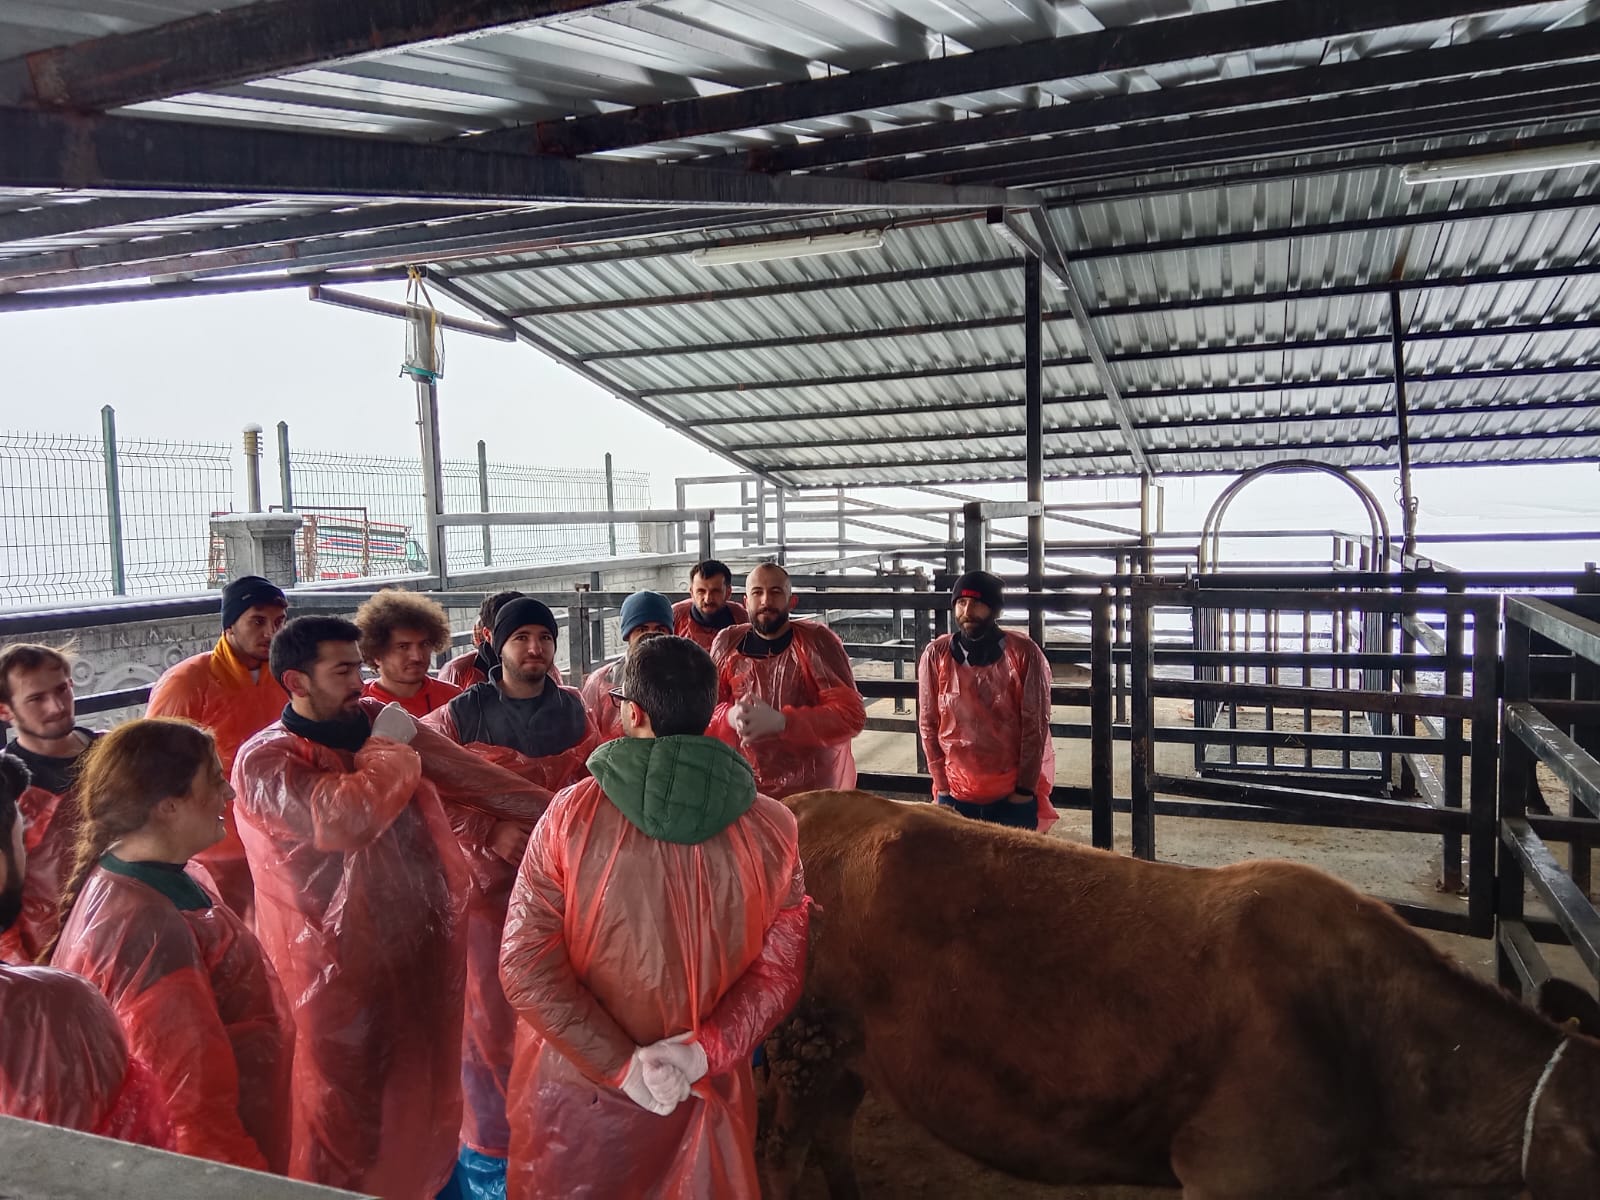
[759,1005,864,1200]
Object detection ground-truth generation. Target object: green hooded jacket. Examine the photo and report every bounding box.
[587,734,757,845]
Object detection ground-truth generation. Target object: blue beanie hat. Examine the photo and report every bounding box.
[619,591,674,640]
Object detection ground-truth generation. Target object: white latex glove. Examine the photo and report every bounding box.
[639,1033,707,1108]
[739,697,787,742]
[728,696,755,739]
[618,1050,679,1116]
[371,701,418,745]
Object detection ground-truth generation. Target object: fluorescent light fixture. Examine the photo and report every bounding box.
[1400,140,1600,186]
[689,230,885,267]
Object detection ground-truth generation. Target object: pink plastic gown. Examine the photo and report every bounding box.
[231,699,546,1199]
[708,621,866,799]
[499,778,808,1200]
[578,660,624,746]
[917,631,1059,832]
[672,599,748,652]
[147,635,288,921]
[0,782,80,964]
[423,704,597,1159]
[0,962,176,1149]
[52,863,295,1171]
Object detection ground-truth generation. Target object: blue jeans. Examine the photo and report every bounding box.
[937,794,1038,830]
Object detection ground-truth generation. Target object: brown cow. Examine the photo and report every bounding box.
[761,790,1600,1199]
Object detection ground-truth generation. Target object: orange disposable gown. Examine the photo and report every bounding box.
[578,660,624,745]
[423,705,597,1158]
[232,702,545,1199]
[0,782,81,963]
[0,962,176,1149]
[499,778,808,1200]
[362,676,461,719]
[147,635,288,920]
[672,598,748,652]
[52,863,294,1171]
[440,650,563,692]
[708,621,866,799]
[917,631,1059,832]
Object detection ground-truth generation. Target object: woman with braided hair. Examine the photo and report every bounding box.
[49,718,294,1173]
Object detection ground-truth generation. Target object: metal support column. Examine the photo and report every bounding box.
[604,452,617,557]
[1130,589,1156,860]
[962,501,987,574]
[478,440,493,567]
[415,377,446,587]
[276,420,294,512]
[697,512,715,559]
[1024,255,1045,648]
[835,487,846,556]
[675,480,688,554]
[243,423,263,512]
[756,477,768,547]
[1388,288,1418,559]
[774,486,787,565]
[100,404,125,596]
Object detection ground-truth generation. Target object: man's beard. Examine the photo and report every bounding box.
[957,616,998,641]
[752,609,788,636]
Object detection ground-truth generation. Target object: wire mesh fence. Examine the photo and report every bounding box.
[290,450,650,579]
[2,414,650,608]
[0,424,232,608]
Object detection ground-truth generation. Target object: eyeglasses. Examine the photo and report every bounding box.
[608,687,630,705]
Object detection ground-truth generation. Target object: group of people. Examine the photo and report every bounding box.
[0,556,1058,1199]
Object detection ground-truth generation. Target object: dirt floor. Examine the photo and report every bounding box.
[788,669,1590,1199]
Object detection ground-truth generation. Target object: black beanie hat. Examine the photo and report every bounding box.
[493,596,559,653]
[951,570,1004,613]
[221,575,288,630]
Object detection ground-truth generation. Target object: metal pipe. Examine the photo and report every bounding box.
[276,420,294,512]
[415,377,446,587]
[1389,288,1418,558]
[243,423,263,513]
[1024,254,1045,648]
[604,452,617,557]
[100,405,125,596]
[478,440,492,568]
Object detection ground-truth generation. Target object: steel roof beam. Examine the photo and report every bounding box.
[0,108,1022,212]
[619,319,1600,394]
[500,257,1015,318]
[994,209,1151,475]
[678,365,1600,428]
[490,0,1550,157]
[724,397,1600,453]
[908,75,1600,190]
[0,197,241,247]
[422,270,782,485]
[0,206,776,293]
[579,314,1600,363]
[756,23,1600,174]
[0,0,643,111]
[759,428,1600,475]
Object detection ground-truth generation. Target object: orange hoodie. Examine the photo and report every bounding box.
[146,635,287,921]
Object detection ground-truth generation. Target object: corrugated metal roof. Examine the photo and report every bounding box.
[2,0,1598,483]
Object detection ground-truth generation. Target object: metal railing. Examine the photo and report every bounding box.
[1496,594,1600,1000]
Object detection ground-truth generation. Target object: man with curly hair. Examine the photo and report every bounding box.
[355,589,462,718]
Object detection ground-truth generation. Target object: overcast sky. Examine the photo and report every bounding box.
[5,281,1597,576]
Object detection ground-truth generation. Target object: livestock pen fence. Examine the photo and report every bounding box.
[7,555,1600,1004]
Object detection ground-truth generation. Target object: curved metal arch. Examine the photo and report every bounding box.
[1198,460,1391,572]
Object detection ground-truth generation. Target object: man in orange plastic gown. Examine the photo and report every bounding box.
[708,562,865,799]
[0,753,175,1149]
[917,570,1058,832]
[233,616,546,1200]
[147,575,289,920]
[423,597,598,1197]
[0,643,98,962]
[671,560,747,652]
[500,635,810,1200]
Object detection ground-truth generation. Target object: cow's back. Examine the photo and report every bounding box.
[783,790,1437,1186]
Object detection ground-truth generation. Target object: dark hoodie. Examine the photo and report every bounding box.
[586,734,756,845]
